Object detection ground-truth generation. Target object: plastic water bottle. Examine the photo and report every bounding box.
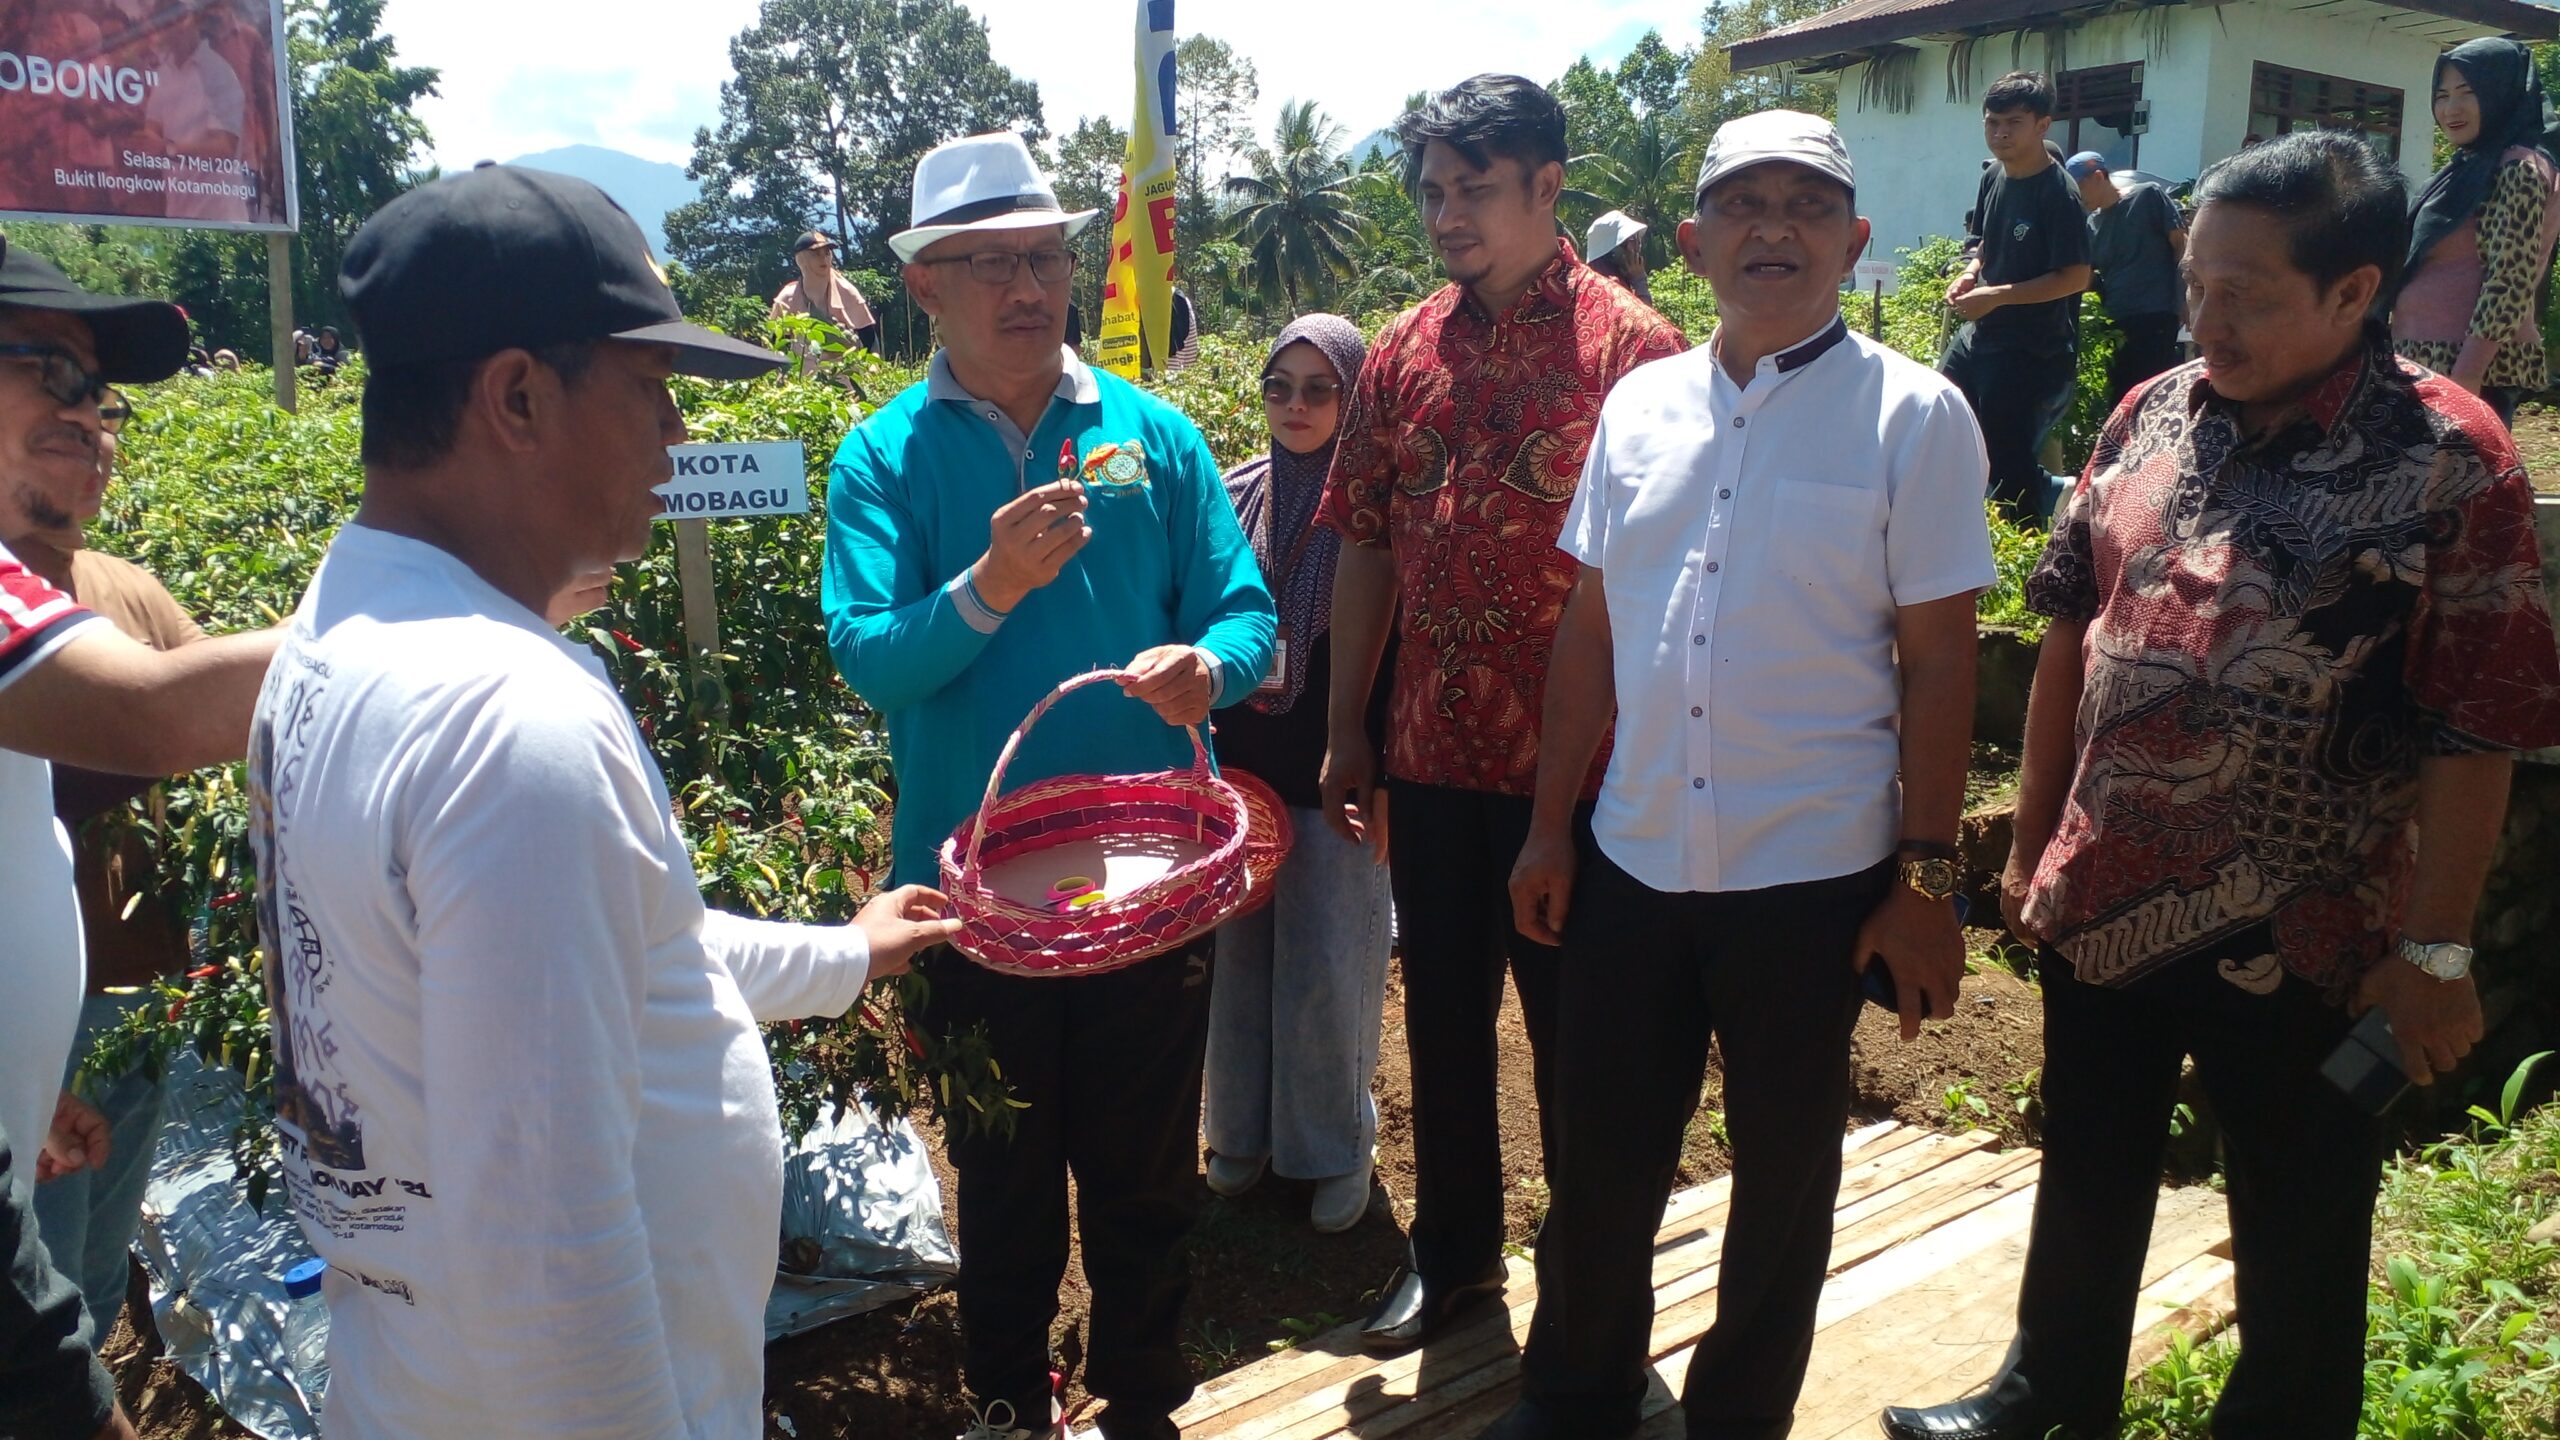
[279,1258,329,1403]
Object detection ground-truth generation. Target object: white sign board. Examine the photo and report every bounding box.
[1850,260,1900,294]
[656,441,808,521]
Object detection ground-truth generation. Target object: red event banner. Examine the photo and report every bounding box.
[0,0,298,233]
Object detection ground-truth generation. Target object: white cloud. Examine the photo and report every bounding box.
[395,0,1695,175]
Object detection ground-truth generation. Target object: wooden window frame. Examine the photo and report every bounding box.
[2056,61,2146,165]
[2247,61,2404,163]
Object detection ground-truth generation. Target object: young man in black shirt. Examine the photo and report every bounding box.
[1939,71,2092,521]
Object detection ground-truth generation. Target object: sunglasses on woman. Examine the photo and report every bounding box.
[0,344,113,408]
[1261,376,1341,406]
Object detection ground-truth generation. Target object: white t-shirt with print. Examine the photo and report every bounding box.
[248,524,873,1439]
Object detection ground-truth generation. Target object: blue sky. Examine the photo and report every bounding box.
[382,0,1683,172]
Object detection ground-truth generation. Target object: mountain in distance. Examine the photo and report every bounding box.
[1348,127,1396,167]
[504,144,695,257]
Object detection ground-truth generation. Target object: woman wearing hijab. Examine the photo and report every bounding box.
[1204,315,1393,1235]
[2393,37,2560,423]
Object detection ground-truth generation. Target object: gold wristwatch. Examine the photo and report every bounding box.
[1897,841,1961,902]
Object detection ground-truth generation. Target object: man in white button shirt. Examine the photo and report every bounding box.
[1492,111,1996,1440]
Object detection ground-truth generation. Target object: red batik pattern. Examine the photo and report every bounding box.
[1319,239,1686,795]
[2023,339,2560,994]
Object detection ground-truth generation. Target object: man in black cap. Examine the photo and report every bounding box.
[238,166,962,1437]
[0,235,279,1440]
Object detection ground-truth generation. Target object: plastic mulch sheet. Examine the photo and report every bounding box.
[767,1098,959,1341]
[134,1050,956,1437]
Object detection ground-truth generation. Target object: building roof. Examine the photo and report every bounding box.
[1729,0,2560,72]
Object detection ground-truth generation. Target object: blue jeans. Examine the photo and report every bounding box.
[1205,808,1393,1178]
[31,991,169,1332]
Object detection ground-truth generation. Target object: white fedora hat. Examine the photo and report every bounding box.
[890,131,1099,264]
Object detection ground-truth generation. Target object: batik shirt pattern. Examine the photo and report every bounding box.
[1319,238,1686,795]
[2023,337,2560,994]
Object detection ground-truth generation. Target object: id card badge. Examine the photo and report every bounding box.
[1257,624,1292,695]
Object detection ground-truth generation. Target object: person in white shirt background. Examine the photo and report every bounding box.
[1493,111,1995,1440]
[242,166,959,1440]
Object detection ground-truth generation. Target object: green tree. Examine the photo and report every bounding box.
[1616,29,1693,119]
[666,0,1046,304]
[1684,0,1840,135]
[1554,56,1637,164]
[1223,101,1370,318]
[1173,36,1258,245]
[3,0,436,358]
[1338,158,1437,319]
[1049,115,1130,341]
[1570,111,1697,267]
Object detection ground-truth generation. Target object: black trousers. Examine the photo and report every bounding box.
[917,941,1214,1439]
[1388,782,1583,1289]
[1939,327,2077,522]
[2009,951,2385,1439]
[2104,312,2182,412]
[1520,849,1891,1439]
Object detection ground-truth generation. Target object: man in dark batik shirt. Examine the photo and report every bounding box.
[1887,132,2560,1440]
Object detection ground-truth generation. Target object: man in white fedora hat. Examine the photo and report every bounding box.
[1584,209,1654,304]
[824,131,1277,1440]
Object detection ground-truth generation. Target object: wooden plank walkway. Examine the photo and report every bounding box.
[1173,1123,2234,1440]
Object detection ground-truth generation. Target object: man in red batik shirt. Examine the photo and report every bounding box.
[1315,73,1686,1355]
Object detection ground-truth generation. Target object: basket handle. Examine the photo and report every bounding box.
[963,667,1217,882]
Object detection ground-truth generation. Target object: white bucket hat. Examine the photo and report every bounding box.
[1584,209,1648,265]
[890,131,1099,264]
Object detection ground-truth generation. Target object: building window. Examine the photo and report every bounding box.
[2248,63,2403,163]
[2057,62,2146,169]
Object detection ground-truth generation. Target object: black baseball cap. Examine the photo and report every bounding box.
[340,165,783,380]
[792,230,836,255]
[0,238,189,384]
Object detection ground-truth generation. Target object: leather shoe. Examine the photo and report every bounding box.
[1880,1369,2093,1440]
[1358,1262,1505,1354]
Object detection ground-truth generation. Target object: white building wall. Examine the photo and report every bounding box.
[1833,2,2447,264]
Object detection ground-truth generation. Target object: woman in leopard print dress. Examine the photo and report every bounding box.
[2392,37,2560,425]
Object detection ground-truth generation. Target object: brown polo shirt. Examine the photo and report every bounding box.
[17,537,206,992]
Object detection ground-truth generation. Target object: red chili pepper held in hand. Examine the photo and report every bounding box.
[1058,438,1076,482]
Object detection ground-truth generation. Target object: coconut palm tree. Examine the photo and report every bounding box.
[1224,100,1373,316]
[1570,111,1699,266]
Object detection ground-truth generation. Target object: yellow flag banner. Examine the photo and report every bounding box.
[1096,0,1177,381]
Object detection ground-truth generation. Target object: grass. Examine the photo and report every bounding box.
[2120,1056,2560,1437]
[2510,402,2560,493]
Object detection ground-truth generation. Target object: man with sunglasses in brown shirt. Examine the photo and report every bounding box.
[0,236,279,1440]
[9,377,223,1350]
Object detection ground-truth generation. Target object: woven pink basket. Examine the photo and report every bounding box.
[940,669,1251,977]
[1222,768,1295,918]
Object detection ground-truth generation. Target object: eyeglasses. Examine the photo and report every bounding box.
[98,389,132,435]
[1261,376,1342,406]
[924,248,1077,286]
[0,344,111,408]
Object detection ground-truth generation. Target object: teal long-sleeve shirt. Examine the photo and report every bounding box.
[822,351,1277,887]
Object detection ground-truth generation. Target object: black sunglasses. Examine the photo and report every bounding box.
[99,389,133,435]
[0,344,112,408]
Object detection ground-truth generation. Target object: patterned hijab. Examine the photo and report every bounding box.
[1225,314,1367,715]
[2404,39,2560,292]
